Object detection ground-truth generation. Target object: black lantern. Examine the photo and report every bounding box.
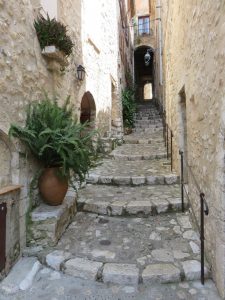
[144,49,151,66]
[77,65,85,81]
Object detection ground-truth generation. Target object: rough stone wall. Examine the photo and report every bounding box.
[0,0,131,263]
[162,0,225,296]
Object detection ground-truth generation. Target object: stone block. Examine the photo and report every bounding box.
[142,264,181,283]
[131,176,146,185]
[83,201,108,215]
[86,174,99,184]
[64,258,103,281]
[151,249,174,262]
[164,175,179,185]
[99,176,113,184]
[151,199,169,213]
[46,250,71,271]
[126,201,152,215]
[110,200,127,215]
[113,176,131,185]
[103,263,139,285]
[182,260,209,281]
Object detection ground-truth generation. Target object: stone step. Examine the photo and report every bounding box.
[134,125,163,130]
[87,159,179,186]
[134,120,163,125]
[123,132,164,145]
[133,128,164,134]
[40,212,209,285]
[78,184,186,216]
[109,144,166,160]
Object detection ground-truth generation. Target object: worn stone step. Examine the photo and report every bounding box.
[87,159,179,186]
[109,144,166,160]
[40,212,210,285]
[133,128,163,134]
[123,132,164,145]
[134,120,162,124]
[78,184,186,216]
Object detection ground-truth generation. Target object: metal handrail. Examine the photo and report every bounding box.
[179,150,209,285]
[166,123,173,171]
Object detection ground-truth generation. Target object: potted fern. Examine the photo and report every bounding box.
[34,15,74,66]
[9,95,97,206]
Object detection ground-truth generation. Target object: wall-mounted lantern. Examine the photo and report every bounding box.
[77,65,85,81]
[144,49,152,66]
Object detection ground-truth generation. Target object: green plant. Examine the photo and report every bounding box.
[34,14,74,56]
[122,88,136,128]
[9,94,97,187]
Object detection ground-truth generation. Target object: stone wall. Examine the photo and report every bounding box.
[162,0,225,296]
[0,0,132,268]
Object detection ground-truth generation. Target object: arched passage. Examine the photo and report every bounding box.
[134,46,155,103]
[80,92,96,125]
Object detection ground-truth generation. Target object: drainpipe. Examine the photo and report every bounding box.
[157,0,163,86]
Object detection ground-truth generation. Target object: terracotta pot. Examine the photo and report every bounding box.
[38,167,68,206]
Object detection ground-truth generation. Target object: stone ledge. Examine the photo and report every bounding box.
[30,194,77,247]
[0,185,22,196]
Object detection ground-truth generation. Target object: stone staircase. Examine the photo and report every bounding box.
[27,103,210,288]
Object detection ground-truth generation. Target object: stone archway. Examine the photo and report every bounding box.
[134,45,155,103]
[80,92,96,126]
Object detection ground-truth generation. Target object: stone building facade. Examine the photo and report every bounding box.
[161,0,225,297]
[0,0,133,277]
[133,0,162,102]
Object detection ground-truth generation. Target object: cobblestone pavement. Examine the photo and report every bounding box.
[0,103,221,299]
[40,212,203,272]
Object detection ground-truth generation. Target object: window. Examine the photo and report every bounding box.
[41,0,58,19]
[138,16,150,35]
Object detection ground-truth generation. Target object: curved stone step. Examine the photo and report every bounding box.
[87,159,179,186]
[109,144,167,161]
[78,184,186,216]
[41,212,209,285]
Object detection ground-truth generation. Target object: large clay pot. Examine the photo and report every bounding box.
[38,167,68,206]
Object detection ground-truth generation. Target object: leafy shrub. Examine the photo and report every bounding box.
[9,94,97,186]
[122,88,136,128]
[34,15,74,56]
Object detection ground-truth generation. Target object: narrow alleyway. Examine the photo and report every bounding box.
[0,103,220,299]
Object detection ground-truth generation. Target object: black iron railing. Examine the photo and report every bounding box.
[179,150,209,285]
[166,124,173,171]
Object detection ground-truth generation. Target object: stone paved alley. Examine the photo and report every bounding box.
[0,103,221,299]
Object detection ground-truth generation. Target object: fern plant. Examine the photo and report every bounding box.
[9,94,97,187]
[122,88,137,128]
[34,14,74,56]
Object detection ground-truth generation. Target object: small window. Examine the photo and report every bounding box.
[41,0,58,19]
[138,16,150,35]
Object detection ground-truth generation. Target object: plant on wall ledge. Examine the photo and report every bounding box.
[34,14,74,56]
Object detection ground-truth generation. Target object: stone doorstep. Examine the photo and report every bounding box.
[87,174,180,186]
